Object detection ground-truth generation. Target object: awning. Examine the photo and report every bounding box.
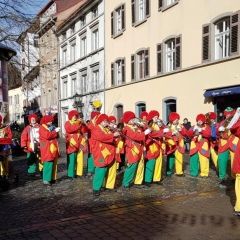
[204,85,240,97]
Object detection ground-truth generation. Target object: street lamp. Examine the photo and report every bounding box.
[72,93,84,116]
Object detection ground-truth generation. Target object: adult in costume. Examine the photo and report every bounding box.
[39,115,60,185]
[164,112,187,177]
[91,114,120,196]
[21,114,42,177]
[64,110,87,179]
[121,111,150,190]
[217,107,239,184]
[187,114,211,178]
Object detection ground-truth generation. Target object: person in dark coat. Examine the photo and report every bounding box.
[183,118,191,153]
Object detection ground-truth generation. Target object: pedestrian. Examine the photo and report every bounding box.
[91,114,120,196]
[187,114,211,178]
[64,110,87,180]
[183,118,191,154]
[39,115,60,185]
[21,114,42,177]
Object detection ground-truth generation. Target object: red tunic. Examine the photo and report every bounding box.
[0,126,12,145]
[39,124,59,162]
[122,124,145,164]
[230,120,240,173]
[91,125,115,167]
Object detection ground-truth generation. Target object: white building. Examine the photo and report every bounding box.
[57,0,105,131]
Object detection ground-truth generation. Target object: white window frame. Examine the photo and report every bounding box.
[165,39,176,73]
[167,0,177,6]
[214,18,230,60]
[70,40,76,62]
[116,60,122,85]
[137,51,145,80]
[91,65,99,92]
[71,74,77,96]
[80,34,87,57]
[138,0,145,22]
[92,28,99,52]
[80,69,87,94]
[116,8,122,35]
[62,46,67,67]
[92,7,98,19]
[80,16,86,28]
[62,76,68,99]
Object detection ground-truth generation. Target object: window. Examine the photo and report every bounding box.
[34,35,38,47]
[111,58,125,86]
[92,7,98,19]
[92,70,99,91]
[92,28,99,51]
[80,16,86,28]
[136,102,146,118]
[62,47,67,67]
[70,24,75,35]
[80,35,87,57]
[62,32,66,41]
[202,11,240,62]
[62,77,68,98]
[157,35,181,74]
[165,99,176,121]
[111,4,125,37]
[131,0,150,26]
[81,74,87,94]
[131,48,149,81]
[116,104,123,123]
[14,95,19,104]
[70,41,76,62]
[165,39,175,72]
[71,75,77,95]
[159,0,179,10]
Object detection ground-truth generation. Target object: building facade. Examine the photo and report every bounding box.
[57,0,105,131]
[105,0,240,123]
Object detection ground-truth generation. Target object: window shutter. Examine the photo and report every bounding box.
[230,11,240,56]
[131,54,135,81]
[111,63,115,86]
[202,24,210,62]
[158,0,163,11]
[131,0,135,26]
[175,35,181,70]
[111,12,114,37]
[122,4,125,31]
[157,43,162,74]
[146,0,150,18]
[145,49,150,78]
[122,58,125,83]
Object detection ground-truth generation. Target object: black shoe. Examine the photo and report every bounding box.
[233,211,240,216]
[93,190,100,196]
[104,188,117,192]
[176,174,185,177]
[121,185,130,191]
[232,179,236,183]
[40,171,43,178]
[50,180,56,184]
[144,182,151,188]
[75,175,84,179]
[218,179,226,185]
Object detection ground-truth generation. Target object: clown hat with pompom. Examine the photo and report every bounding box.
[223,107,235,117]
[169,112,180,122]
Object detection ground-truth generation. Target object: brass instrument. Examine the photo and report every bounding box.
[205,113,212,127]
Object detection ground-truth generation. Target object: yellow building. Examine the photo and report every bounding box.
[105,0,240,124]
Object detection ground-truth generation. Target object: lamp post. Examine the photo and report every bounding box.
[23,106,28,127]
[72,93,84,118]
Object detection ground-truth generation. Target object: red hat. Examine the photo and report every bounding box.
[122,111,135,124]
[40,115,54,125]
[108,115,116,123]
[68,110,79,120]
[90,111,100,119]
[208,112,217,120]
[169,112,180,122]
[96,114,108,125]
[140,111,148,119]
[196,114,206,122]
[147,110,159,121]
[223,107,235,117]
[28,114,38,123]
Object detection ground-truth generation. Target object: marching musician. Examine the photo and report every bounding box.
[91,114,120,196]
[217,107,239,184]
[187,114,211,178]
[144,110,164,187]
[21,114,41,177]
[121,111,151,191]
[39,115,60,186]
[164,112,187,177]
[140,111,148,122]
[64,110,87,180]
[0,115,13,178]
[86,111,100,178]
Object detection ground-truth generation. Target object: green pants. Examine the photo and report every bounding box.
[93,167,108,191]
[27,152,37,174]
[67,152,77,178]
[190,153,200,177]
[166,152,175,175]
[144,159,156,183]
[122,162,138,187]
[218,150,229,179]
[87,153,95,173]
[43,161,54,182]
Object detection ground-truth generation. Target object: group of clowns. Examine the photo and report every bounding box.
[0,106,240,216]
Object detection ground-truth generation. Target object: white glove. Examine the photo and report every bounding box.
[198,128,202,133]
[55,127,60,132]
[172,130,178,135]
[237,107,240,113]
[218,126,225,132]
[177,126,182,131]
[193,126,197,131]
[163,128,169,133]
[144,129,151,135]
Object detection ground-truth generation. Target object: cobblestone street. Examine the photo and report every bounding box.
[0,139,240,239]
